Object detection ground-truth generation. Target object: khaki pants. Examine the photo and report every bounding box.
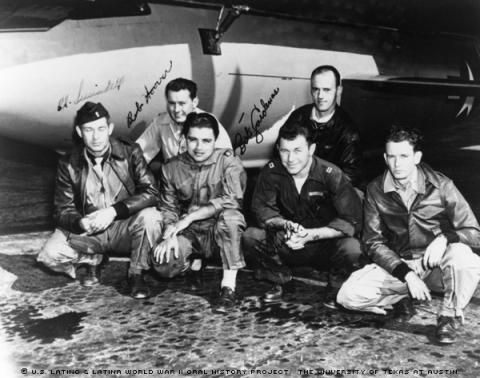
[152,209,246,278]
[337,243,480,318]
[37,207,162,278]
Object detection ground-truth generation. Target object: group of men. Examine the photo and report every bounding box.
[37,66,480,344]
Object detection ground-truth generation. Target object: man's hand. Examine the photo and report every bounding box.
[403,258,426,277]
[162,216,192,240]
[286,229,311,250]
[86,207,116,233]
[423,235,448,269]
[405,271,431,301]
[173,216,192,235]
[284,221,301,240]
[153,236,179,264]
[80,207,116,234]
[284,221,306,240]
[79,217,94,234]
[284,221,309,250]
[285,237,305,250]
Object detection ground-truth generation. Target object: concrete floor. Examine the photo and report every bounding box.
[0,232,479,378]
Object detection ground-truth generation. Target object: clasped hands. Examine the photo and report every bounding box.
[80,207,116,235]
[284,220,310,250]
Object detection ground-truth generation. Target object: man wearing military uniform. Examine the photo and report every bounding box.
[337,126,480,344]
[37,102,162,299]
[151,112,246,313]
[136,77,232,175]
[285,65,364,189]
[242,119,363,305]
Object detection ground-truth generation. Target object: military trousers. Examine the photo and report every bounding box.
[152,209,246,278]
[37,207,163,278]
[337,243,480,318]
[242,227,363,284]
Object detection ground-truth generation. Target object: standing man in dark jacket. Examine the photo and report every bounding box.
[37,102,162,299]
[242,119,363,305]
[338,126,480,344]
[286,65,363,188]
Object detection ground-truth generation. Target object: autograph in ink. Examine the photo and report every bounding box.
[57,77,125,112]
[234,87,280,155]
[127,60,173,128]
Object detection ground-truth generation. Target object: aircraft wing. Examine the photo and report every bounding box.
[0,0,150,31]
[343,75,480,97]
[2,0,480,37]
[156,0,480,38]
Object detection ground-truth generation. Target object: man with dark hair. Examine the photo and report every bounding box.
[136,77,231,174]
[242,119,363,304]
[285,65,363,188]
[337,125,480,344]
[37,102,162,299]
[149,112,246,313]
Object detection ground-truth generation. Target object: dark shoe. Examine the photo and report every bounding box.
[187,269,204,291]
[436,316,461,344]
[263,280,295,303]
[322,285,339,310]
[392,297,417,321]
[213,287,237,314]
[79,265,100,287]
[129,274,150,299]
[263,284,283,303]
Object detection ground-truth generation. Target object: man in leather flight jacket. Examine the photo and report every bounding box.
[285,65,364,189]
[338,125,480,344]
[37,102,162,299]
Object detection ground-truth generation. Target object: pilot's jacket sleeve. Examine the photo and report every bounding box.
[442,178,480,247]
[158,163,180,226]
[337,130,363,188]
[251,167,281,228]
[363,182,404,276]
[209,152,246,213]
[118,143,159,215]
[324,167,362,236]
[54,157,84,234]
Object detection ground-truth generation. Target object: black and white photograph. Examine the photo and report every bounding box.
[0,1,479,377]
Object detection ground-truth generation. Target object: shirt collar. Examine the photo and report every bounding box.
[84,145,111,166]
[383,166,425,194]
[310,105,335,124]
[179,148,220,167]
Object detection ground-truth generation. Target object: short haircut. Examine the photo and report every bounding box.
[385,125,423,151]
[277,118,314,146]
[310,65,341,87]
[165,78,197,99]
[182,112,219,140]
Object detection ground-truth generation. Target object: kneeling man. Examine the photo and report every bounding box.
[337,126,480,344]
[37,102,162,299]
[152,112,246,313]
[243,119,363,305]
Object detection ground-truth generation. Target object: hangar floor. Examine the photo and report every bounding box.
[0,232,479,378]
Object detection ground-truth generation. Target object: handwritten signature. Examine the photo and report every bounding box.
[127,60,173,128]
[234,87,280,155]
[57,77,125,112]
